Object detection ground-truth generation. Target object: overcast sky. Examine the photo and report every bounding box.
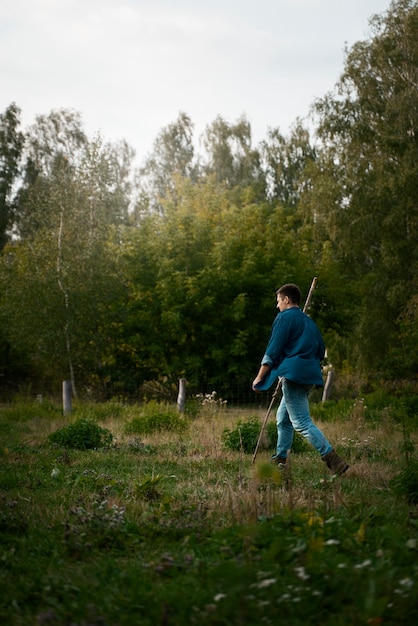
[1,0,392,163]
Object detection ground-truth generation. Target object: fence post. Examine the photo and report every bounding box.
[322,369,335,403]
[62,380,72,415]
[177,378,186,413]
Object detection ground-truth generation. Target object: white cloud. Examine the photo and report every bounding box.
[0,0,392,161]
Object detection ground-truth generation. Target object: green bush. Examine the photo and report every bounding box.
[310,398,353,422]
[48,418,113,450]
[222,417,261,453]
[222,417,311,454]
[125,400,188,435]
[390,459,418,504]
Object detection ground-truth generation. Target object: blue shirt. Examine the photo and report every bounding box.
[255,307,325,390]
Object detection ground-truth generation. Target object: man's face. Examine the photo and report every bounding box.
[276,293,289,311]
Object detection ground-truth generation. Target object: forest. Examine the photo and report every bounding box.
[0,0,417,403]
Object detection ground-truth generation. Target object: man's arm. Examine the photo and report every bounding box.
[252,364,271,391]
[263,313,289,364]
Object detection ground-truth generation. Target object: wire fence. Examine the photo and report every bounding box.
[187,380,273,409]
[0,377,275,409]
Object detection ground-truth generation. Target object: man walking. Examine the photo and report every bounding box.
[252,283,348,475]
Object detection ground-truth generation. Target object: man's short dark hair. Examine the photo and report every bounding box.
[276,283,301,305]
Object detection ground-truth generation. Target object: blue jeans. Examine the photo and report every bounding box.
[274,378,332,458]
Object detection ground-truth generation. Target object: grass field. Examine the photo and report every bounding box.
[0,391,417,625]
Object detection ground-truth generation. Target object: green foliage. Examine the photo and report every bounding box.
[222,416,310,454]
[125,400,188,435]
[132,473,175,501]
[1,0,417,397]
[311,392,418,428]
[260,122,316,207]
[1,399,418,625]
[48,418,113,450]
[222,416,263,453]
[310,0,418,379]
[310,398,354,422]
[202,114,263,191]
[0,398,62,422]
[0,111,131,390]
[74,400,128,422]
[390,459,418,504]
[0,103,24,251]
[136,111,197,213]
[123,180,312,391]
[62,498,127,557]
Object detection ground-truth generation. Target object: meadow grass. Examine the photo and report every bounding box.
[0,393,417,625]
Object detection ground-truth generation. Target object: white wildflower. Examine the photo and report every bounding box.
[214,593,226,602]
[399,578,413,590]
[254,578,276,589]
[354,559,372,569]
[294,566,310,581]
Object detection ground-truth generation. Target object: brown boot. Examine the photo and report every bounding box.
[271,455,287,467]
[322,450,349,475]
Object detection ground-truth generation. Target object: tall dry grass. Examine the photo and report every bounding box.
[89,400,413,526]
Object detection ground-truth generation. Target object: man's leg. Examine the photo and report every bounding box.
[281,379,349,474]
[273,395,294,461]
[281,379,332,456]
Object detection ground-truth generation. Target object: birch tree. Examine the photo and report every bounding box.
[1,110,132,392]
[0,103,24,250]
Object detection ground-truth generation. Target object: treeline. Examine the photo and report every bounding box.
[0,0,417,401]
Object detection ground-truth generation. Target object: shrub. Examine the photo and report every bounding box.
[222,417,261,453]
[222,417,311,454]
[125,400,188,435]
[390,459,418,504]
[48,418,113,450]
[310,398,353,422]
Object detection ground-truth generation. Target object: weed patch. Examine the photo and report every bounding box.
[125,400,188,435]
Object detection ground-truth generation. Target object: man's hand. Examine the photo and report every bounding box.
[252,378,262,391]
[252,364,271,391]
